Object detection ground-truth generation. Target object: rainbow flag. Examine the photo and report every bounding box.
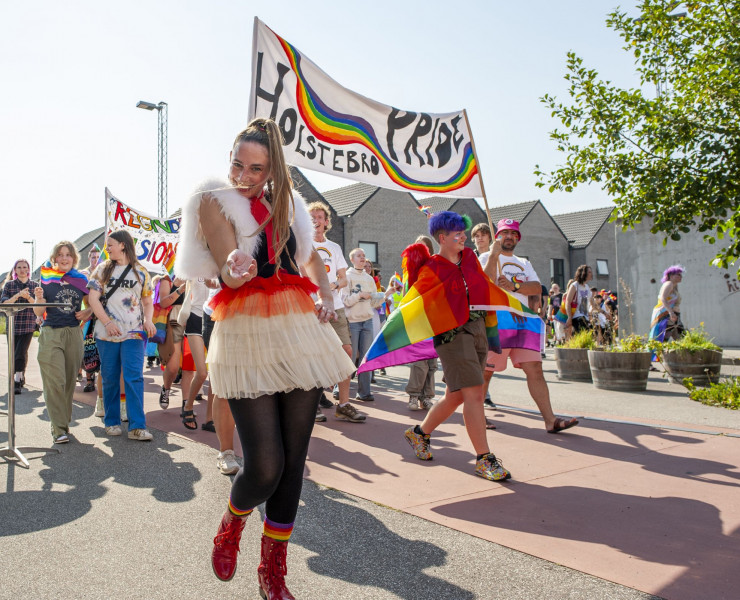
[40,261,89,294]
[358,248,544,373]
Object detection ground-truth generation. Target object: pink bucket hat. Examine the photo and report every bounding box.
[496,218,521,240]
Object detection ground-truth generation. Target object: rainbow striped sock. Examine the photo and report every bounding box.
[228,498,253,518]
[263,517,294,541]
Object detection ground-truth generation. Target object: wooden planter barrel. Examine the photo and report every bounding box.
[555,348,592,382]
[588,350,652,391]
[663,349,723,387]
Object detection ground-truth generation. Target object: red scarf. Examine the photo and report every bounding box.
[249,191,279,264]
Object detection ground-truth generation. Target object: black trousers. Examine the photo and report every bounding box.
[228,387,321,524]
[14,332,34,374]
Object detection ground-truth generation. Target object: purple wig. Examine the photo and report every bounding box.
[661,264,685,283]
[428,211,472,238]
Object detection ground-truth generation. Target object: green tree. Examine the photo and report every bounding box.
[536,0,740,273]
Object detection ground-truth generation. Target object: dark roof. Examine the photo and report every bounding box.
[552,206,615,248]
[487,200,539,227]
[74,226,106,254]
[419,196,478,214]
[322,182,378,217]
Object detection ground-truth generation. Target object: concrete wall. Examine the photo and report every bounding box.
[616,219,740,347]
[344,188,429,281]
[513,203,570,289]
[583,221,618,292]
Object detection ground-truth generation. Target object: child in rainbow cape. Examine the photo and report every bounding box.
[359,211,543,481]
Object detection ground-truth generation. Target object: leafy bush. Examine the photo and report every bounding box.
[661,323,721,354]
[607,334,658,353]
[561,329,596,349]
[683,377,740,410]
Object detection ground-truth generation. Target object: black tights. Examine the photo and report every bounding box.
[228,387,321,524]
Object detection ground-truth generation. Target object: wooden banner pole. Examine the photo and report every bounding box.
[462,109,494,236]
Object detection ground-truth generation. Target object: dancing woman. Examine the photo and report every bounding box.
[649,265,685,343]
[176,117,354,598]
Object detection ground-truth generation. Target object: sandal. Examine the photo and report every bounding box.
[485,418,497,430]
[201,420,216,432]
[182,410,198,430]
[547,417,579,434]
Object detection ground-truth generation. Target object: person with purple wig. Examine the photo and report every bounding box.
[649,265,685,344]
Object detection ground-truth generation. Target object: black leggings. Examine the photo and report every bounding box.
[228,387,321,524]
[14,332,34,373]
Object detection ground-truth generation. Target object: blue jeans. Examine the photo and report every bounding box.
[349,318,374,398]
[97,338,146,430]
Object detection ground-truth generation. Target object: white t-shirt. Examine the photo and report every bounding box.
[312,238,347,310]
[483,253,539,305]
[570,283,592,319]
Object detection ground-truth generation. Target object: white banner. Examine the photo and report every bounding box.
[249,18,483,198]
[105,189,180,276]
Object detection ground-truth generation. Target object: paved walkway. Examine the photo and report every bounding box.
[2,338,739,599]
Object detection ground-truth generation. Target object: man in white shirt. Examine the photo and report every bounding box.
[308,202,365,423]
[481,219,578,434]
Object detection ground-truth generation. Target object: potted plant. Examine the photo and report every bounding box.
[588,334,653,391]
[657,324,723,387]
[555,329,595,381]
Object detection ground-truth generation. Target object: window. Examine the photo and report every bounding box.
[596,259,609,276]
[358,241,378,264]
[550,258,565,289]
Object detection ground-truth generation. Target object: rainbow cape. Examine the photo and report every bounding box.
[358,248,544,373]
[40,261,89,294]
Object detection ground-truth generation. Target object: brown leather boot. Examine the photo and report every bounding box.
[257,535,295,599]
[211,510,249,581]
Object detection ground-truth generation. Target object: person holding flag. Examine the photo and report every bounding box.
[400,212,512,482]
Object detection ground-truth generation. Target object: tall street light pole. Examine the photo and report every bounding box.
[23,240,35,274]
[136,100,168,218]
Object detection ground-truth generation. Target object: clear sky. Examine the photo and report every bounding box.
[0,0,642,272]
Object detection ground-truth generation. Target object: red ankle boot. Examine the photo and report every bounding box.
[211,510,249,581]
[257,535,295,600]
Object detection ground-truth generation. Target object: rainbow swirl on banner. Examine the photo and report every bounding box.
[272,29,479,194]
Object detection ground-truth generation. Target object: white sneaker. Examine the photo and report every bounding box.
[94,397,104,417]
[408,396,422,411]
[128,428,153,441]
[217,450,240,475]
[105,425,123,436]
[420,397,434,410]
[121,401,128,422]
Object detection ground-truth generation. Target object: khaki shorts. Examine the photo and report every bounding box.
[485,348,542,372]
[434,318,487,392]
[330,308,352,346]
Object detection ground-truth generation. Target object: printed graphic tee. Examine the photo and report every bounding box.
[88,263,153,342]
[313,238,348,310]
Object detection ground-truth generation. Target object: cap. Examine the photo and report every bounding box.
[496,218,521,240]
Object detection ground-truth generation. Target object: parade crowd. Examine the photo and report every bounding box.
[2,117,684,600]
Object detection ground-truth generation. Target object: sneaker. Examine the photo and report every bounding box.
[159,386,170,409]
[335,402,366,423]
[475,453,511,482]
[128,428,153,441]
[355,394,375,402]
[94,397,104,417]
[53,433,70,444]
[105,425,123,436]
[83,382,96,393]
[483,397,497,410]
[408,396,422,411]
[404,426,432,461]
[315,406,327,422]
[319,394,334,409]
[332,386,339,400]
[216,450,240,475]
[14,382,22,395]
[121,402,128,422]
[420,397,434,410]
